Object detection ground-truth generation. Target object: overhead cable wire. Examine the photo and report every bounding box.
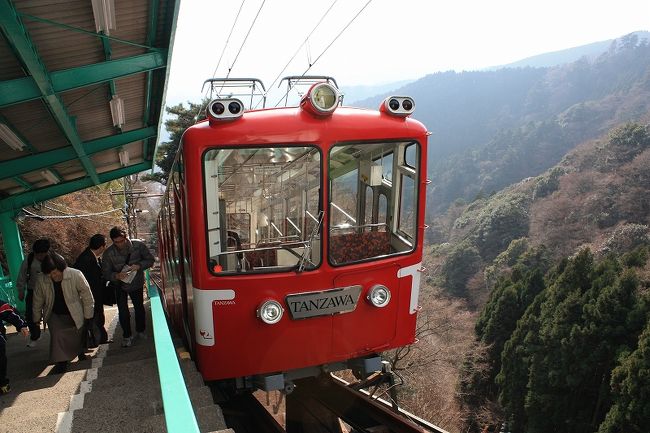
[197,0,267,122]
[224,0,267,81]
[40,205,123,218]
[198,0,247,107]
[210,0,247,80]
[254,0,340,109]
[273,0,374,107]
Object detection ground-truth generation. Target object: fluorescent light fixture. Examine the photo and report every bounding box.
[118,149,129,167]
[91,0,116,35]
[109,95,125,128]
[0,123,26,151]
[41,169,60,185]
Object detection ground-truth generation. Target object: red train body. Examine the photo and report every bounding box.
[157,81,428,390]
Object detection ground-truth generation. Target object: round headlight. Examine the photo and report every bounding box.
[211,102,225,115]
[367,284,391,308]
[310,83,339,112]
[257,300,284,324]
[389,98,400,111]
[228,101,242,114]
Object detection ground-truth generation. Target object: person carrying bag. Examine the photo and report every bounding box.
[101,227,154,348]
[73,234,111,344]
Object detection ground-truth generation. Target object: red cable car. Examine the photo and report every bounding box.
[157,77,428,391]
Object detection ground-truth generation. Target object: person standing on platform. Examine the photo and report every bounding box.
[74,234,110,344]
[33,252,94,373]
[102,227,154,348]
[0,299,29,393]
[16,238,50,347]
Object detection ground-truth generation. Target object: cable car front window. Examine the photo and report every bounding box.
[329,141,419,265]
[203,146,322,274]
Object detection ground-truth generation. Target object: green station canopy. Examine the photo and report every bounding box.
[0,0,179,215]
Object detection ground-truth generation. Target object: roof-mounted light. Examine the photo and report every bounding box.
[380,96,415,117]
[300,82,340,116]
[207,98,244,123]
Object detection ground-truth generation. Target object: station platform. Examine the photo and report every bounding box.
[0,302,232,433]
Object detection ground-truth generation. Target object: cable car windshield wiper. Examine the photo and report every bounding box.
[296,210,323,273]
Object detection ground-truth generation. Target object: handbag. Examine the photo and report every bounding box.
[86,325,98,349]
[103,281,118,306]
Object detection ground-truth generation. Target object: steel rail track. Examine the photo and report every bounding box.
[286,375,449,433]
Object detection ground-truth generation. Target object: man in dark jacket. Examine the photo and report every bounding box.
[74,234,109,344]
[0,299,29,393]
[102,227,154,347]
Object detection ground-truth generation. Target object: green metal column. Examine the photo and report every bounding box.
[0,211,24,309]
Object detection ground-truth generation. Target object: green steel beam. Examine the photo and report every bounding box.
[12,177,32,190]
[142,0,160,161]
[100,33,117,96]
[0,211,24,310]
[0,0,99,184]
[19,12,154,50]
[150,0,181,172]
[0,162,151,214]
[0,126,157,181]
[0,51,167,108]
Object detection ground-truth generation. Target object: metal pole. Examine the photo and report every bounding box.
[0,211,24,309]
[123,176,132,237]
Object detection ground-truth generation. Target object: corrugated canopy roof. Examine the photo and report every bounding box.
[0,0,179,215]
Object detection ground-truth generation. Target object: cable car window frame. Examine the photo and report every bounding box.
[202,145,323,275]
[328,140,420,266]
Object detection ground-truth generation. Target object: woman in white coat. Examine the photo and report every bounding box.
[33,252,94,373]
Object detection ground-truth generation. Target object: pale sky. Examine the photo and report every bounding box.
[164,0,649,106]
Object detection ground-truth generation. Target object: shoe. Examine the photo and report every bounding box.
[77,353,87,361]
[136,332,147,340]
[99,338,113,344]
[121,336,133,347]
[0,384,10,394]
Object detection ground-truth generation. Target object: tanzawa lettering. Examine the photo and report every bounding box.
[290,294,355,313]
[214,300,236,306]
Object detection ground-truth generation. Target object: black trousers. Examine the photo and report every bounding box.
[116,287,145,338]
[24,290,41,341]
[93,300,108,343]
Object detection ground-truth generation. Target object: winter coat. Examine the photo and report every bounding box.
[0,300,27,344]
[102,239,154,292]
[74,248,105,302]
[32,268,94,329]
[15,255,44,292]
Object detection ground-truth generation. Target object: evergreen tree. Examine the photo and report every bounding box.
[441,241,481,297]
[462,261,546,431]
[497,249,649,433]
[144,100,207,184]
[598,319,650,433]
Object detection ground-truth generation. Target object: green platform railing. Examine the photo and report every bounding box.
[0,277,16,306]
[145,271,200,433]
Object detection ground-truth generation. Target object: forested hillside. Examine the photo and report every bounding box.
[460,246,649,433]
[409,120,650,432]
[358,32,650,216]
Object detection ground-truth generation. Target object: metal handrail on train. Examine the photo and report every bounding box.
[330,222,388,231]
[145,271,201,433]
[214,240,310,257]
